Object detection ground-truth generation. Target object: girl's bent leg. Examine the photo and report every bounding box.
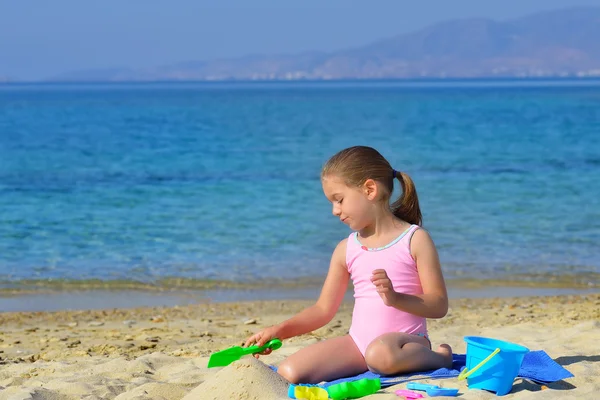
[364,332,453,376]
[277,335,367,384]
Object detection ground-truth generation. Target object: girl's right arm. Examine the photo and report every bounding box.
[244,238,350,348]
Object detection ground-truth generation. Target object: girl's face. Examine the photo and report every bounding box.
[322,175,376,231]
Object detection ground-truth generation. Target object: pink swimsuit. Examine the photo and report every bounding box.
[346,224,427,356]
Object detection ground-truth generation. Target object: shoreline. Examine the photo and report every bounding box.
[1,286,599,313]
[0,293,598,399]
[0,281,597,313]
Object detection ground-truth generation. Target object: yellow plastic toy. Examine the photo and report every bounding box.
[291,385,329,400]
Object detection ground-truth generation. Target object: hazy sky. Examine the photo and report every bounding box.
[1,0,600,80]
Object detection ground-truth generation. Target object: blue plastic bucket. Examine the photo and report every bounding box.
[463,336,529,396]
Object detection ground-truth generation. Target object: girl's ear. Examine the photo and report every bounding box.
[363,179,378,200]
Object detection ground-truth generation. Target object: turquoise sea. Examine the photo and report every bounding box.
[0,80,599,306]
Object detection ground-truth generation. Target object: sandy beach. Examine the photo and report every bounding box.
[0,292,598,399]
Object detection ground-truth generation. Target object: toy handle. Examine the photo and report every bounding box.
[458,348,501,380]
[252,338,282,354]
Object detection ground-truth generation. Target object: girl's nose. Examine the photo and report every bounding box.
[332,204,341,216]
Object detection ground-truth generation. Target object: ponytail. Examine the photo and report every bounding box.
[390,171,422,226]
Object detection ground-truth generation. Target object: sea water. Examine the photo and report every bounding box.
[0,80,598,293]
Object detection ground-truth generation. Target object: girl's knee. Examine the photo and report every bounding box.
[364,340,396,375]
[277,361,303,384]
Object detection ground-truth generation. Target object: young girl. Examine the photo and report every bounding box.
[244,146,452,384]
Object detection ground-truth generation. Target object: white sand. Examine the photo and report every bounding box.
[0,294,598,399]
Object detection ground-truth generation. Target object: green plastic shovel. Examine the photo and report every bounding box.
[207,338,283,368]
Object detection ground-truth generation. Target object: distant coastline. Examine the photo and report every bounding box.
[2,6,597,83]
[3,76,600,87]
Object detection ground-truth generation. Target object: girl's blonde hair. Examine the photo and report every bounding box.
[321,146,422,226]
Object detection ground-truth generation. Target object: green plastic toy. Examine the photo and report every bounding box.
[326,378,381,399]
[207,338,282,368]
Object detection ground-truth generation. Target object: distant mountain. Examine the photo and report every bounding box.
[48,6,600,82]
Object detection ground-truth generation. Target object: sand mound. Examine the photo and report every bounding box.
[184,357,289,400]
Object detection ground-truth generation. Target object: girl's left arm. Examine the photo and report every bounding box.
[374,229,449,318]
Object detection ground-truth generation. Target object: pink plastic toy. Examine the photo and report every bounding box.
[395,389,424,399]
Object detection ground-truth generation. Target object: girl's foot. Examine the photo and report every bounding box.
[436,344,453,368]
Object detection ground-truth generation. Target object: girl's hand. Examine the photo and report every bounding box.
[244,325,281,358]
[371,269,398,307]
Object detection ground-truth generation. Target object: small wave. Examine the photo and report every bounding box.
[0,272,596,298]
[0,276,326,295]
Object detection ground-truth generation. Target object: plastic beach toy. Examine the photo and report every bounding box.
[458,347,501,381]
[327,378,381,399]
[207,338,282,368]
[395,388,424,399]
[288,384,329,400]
[406,382,459,397]
[460,336,529,396]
